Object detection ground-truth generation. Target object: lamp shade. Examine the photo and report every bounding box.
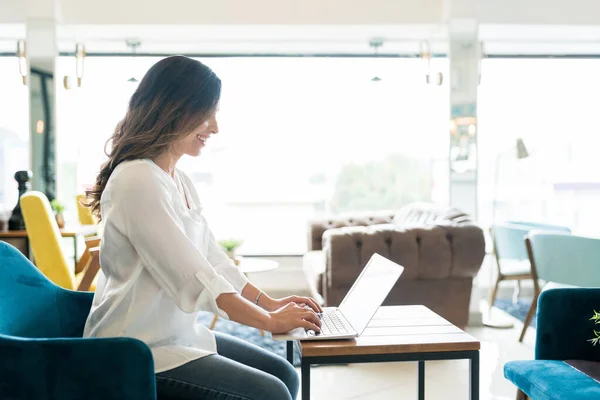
[516,138,529,159]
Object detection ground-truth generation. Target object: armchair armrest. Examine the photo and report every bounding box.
[536,288,600,362]
[0,335,156,400]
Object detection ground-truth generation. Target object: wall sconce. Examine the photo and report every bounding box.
[75,43,86,87]
[420,40,443,86]
[36,120,44,134]
[16,39,27,85]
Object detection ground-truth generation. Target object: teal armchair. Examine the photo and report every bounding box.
[0,242,156,399]
[519,232,600,342]
[490,222,570,341]
[505,288,600,399]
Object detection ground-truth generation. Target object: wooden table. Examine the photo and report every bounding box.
[0,225,97,263]
[287,305,480,400]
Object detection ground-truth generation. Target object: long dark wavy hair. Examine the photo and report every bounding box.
[85,56,221,219]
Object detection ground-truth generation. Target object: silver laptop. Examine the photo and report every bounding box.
[272,253,404,341]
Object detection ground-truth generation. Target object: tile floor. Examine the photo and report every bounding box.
[295,307,535,400]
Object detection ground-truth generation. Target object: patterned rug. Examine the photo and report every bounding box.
[197,312,302,366]
[494,298,537,328]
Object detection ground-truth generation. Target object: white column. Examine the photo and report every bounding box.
[444,0,483,325]
[25,0,58,199]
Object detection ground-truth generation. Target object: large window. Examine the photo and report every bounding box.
[56,56,449,254]
[0,57,29,213]
[478,58,600,234]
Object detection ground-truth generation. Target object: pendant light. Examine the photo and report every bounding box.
[420,40,443,86]
[75,43,86,87]
[126,39,141,83]
[369,38,384,82]
[16,40,27,85]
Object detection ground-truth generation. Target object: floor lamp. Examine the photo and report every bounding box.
[483,138,529,329]
[492,138,530,223]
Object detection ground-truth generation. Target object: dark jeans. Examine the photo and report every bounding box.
[156,332,298,400]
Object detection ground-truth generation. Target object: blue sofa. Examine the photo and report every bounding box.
[505,288,600,399]
[0,241,156,399]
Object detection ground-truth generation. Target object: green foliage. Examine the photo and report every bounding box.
[219,239,243,252]
[50,199,65,214]
[589,310,600,346]
[329,154,433,213]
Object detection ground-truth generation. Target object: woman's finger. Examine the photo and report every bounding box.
[300,320,321,332]
[302,311,321,327]
[291,302,304,309]
[294,296,321,313]
[290,296,306,306]
[306,297,323,313]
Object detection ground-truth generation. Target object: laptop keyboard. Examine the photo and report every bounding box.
[308,309,350,336]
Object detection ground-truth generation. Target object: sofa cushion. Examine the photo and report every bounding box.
[504,360,600,399]
[392,202,472,227]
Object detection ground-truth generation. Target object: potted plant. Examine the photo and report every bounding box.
[50,199,66,228]
[589,310,600,346]
[218,239,243,265]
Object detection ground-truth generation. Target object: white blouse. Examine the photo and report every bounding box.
[83,159,249,373]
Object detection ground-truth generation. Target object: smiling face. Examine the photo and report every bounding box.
[171,111,219,157]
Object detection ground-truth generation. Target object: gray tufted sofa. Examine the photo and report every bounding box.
[305,203,486,328]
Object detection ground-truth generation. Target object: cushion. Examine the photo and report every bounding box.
[392,202,472,226]
[505,360,600,399]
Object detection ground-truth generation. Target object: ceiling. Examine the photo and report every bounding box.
[2,0,600,55]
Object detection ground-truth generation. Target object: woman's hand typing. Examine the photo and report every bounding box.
[262,295,323,314]
[267,302,321,334]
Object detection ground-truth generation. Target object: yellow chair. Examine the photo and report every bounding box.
[76,194,97,226]
[75,194,101,274]
[20,191,100,291]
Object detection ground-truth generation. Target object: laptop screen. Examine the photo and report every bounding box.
[339,253,404,335]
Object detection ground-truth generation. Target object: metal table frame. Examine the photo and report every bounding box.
[287,341,480,400]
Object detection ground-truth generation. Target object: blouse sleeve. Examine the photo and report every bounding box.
[206,229,249,293]
[177,169,249,293]
[111,163,236,318]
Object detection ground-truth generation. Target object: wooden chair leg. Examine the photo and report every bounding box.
[210,314,219,330]
[516,388,528,400]
[76,236,101,274]
[513,280,522,304]
[76,248,90,274]
[76,247,100,292]
[519,292,539,342]
[489,276,502,309]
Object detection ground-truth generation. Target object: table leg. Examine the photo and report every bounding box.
[301,360,311,400]
[286,341,294,365]
[418,360,425,400]
[73,236,78,269]
[470,351,480,400]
